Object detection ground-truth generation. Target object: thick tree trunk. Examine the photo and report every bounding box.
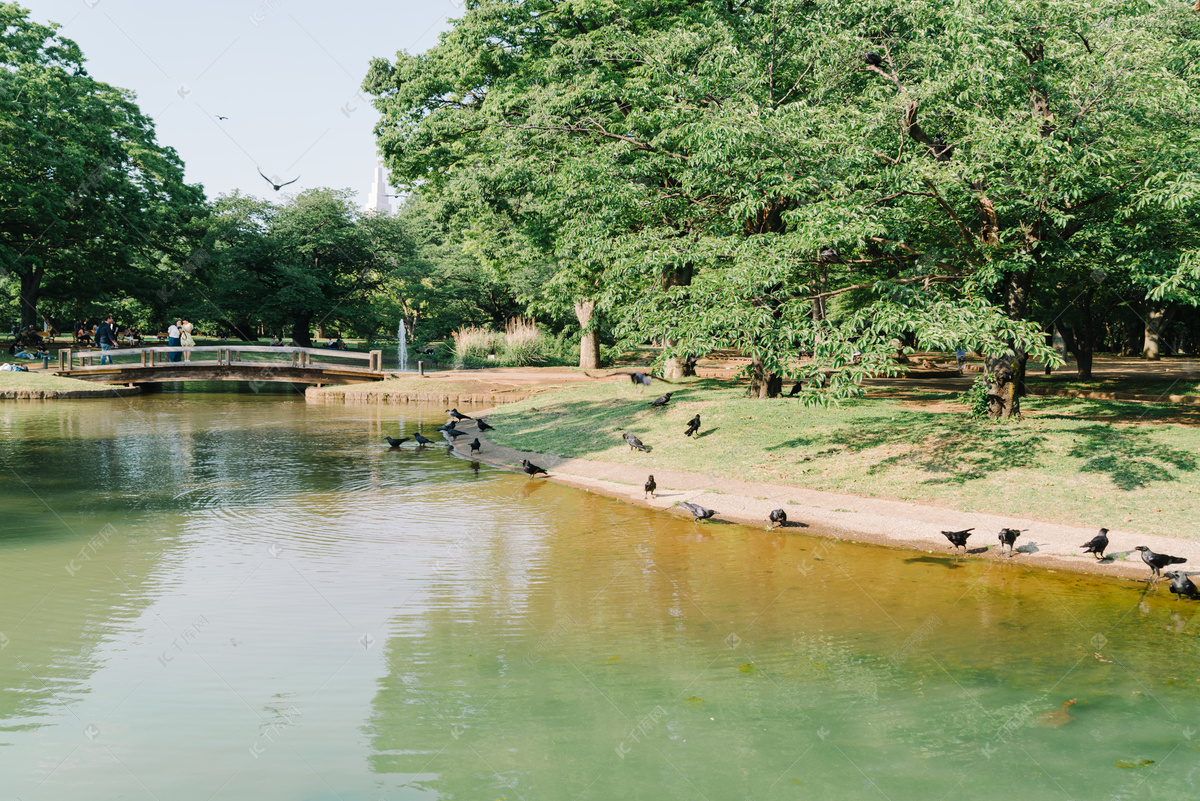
[291,315,312,348]
[573,299,601,370]
[1061,288,1096,379]
[1143,304,1171,360]
[749,354,783,399]
[19,271,42,330]
[1122,320,1140,356]
[985,266,1035,417]
[987,363,1019,419]
[661,262,695,379]
[663,344,698,379]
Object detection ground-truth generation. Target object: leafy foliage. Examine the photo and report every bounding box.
[366,0,1200,399]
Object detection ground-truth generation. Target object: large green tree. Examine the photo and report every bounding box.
[367,0,1200,409]
[0,3,204,330]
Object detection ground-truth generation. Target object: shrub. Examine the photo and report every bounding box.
[958,374,992,418]
[452,326,501,363]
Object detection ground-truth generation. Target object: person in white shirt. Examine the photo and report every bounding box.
[167,320,181,363]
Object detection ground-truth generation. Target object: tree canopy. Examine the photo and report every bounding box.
[365,0,1200,406]
[0,2,205,329]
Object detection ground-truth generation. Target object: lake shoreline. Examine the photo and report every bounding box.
[0,370,141,399]
[449,419,1188,584]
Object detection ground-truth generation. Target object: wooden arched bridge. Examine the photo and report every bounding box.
[54,345,389,386]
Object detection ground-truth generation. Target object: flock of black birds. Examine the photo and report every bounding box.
[386,383,1197,597]
[939,525,1195,594]
[387,408,492,454]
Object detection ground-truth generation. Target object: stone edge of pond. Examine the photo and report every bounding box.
[0,385,141,399]
[452,417,1189,585]
[304,386,540,405]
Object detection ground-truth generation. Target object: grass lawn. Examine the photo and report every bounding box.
[0,370,122,392]
[1025,375,1200,398]
[485,379,1200,538]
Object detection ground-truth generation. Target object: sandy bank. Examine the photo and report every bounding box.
[449,418,1194,584]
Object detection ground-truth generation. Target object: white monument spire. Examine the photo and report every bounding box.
[364,156,392,215]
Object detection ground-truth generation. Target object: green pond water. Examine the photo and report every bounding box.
[1,388,1199,800]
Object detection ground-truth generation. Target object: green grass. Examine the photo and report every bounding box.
[0,370,121,392]
[485,379,1200,539]
[1026,375,1200,398]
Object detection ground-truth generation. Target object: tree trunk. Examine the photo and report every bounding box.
[749,354,783,399]
[987,363,1019,418]
[662,263,694,379]
[1061,288,1096,379]
[985,266,1034,417]
[1122,319,1140,356]
[19,270,43,330]
[1143,304,1171,360]
[291,315,312,347]
[573,299,601,370]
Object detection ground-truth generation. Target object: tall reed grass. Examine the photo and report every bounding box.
[452,317,550,366]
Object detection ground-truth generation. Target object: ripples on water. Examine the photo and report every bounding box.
[0,387,1198,800]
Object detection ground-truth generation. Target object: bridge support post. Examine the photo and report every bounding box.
[418,360,424,376]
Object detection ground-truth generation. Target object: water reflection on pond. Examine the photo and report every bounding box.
[0,387,1197,800]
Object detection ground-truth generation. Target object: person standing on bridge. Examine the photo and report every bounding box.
[180,319,195,362]
[95,315,117,365]
[167,320,181,362]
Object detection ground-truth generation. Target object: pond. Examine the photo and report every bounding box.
[0,387,1197,799]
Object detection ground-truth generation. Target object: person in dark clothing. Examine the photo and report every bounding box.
[167,320,181,362]
[95,315,117,365]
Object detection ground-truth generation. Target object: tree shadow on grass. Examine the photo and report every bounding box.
[1027,397,1200,426]
[1066,424,1197,490]
[816,412,1050,485]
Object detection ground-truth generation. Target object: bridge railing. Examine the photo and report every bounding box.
[58,345,385,373]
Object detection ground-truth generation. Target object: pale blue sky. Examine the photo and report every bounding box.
[23,0,455,205]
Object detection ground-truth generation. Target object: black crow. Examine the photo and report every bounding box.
[864,51,883,66]
[438,421,459,432]
[684,414,700,438]
[1165,571,1200,600]
[942,527,974,554]
[386,436,410,448]
[1135,546,1187,579]
[216,115,229,120]
[477,419,495,432]
[522,459,548,477]
[1080,528,1109,559]
[630,371,652,387]
[650,392,673,408]
[470,438,481,454]
[257,167,299,191]
[412,432,433,446]
[623,432,649,452]
[443,429,469,440]
[677,501,716,522]
[789,381,802,397]
[998,528,1021,555]
[644,475,656,498]
[446,408,473,421]
[819,246,843,263]
[769,509,787,528]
